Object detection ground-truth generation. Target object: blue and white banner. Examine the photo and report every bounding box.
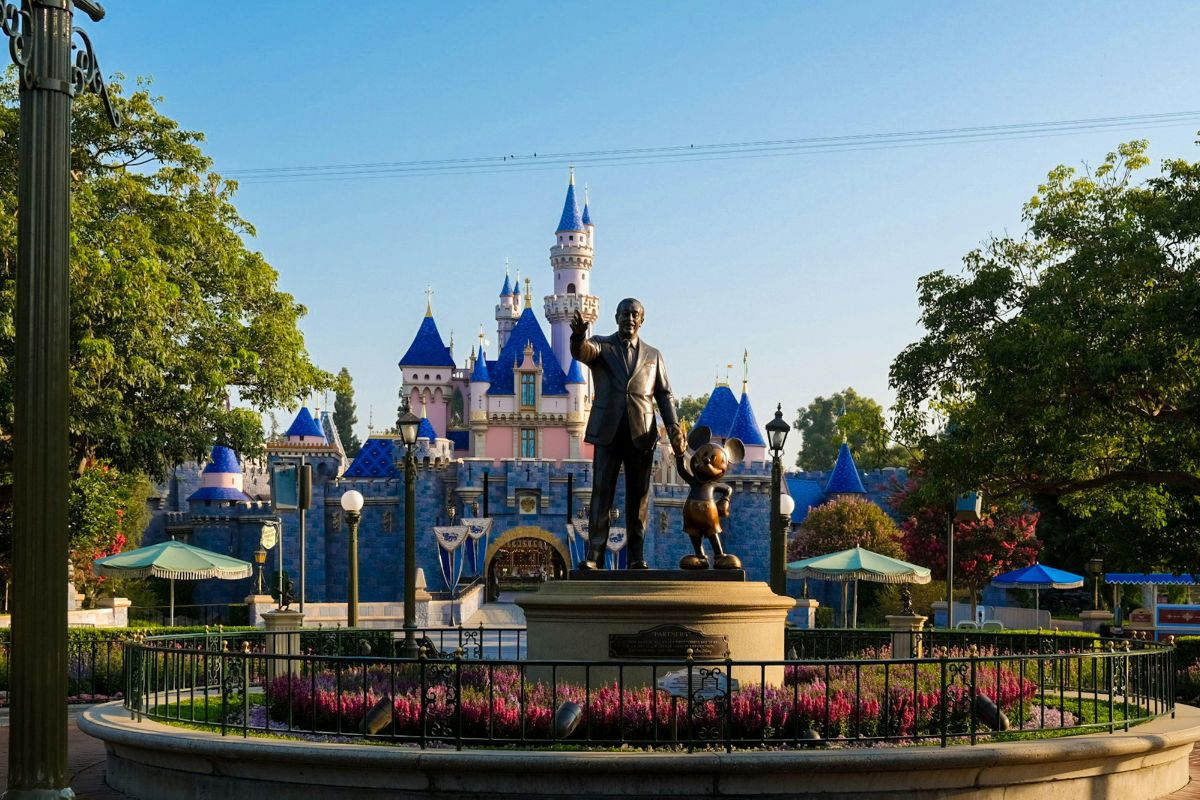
[433,525,469,591]
[461,517,492,577]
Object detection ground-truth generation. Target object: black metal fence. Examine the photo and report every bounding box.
[123,628,1173,750]
[0,637,127,701]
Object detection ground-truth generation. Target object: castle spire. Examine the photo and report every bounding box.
[424,285,434,317]
[742,348,749,394]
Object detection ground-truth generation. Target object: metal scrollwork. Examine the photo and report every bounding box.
[947,660,970,686]
[0,2,119,126]
[423,662,459,740]
[460,626,483,660]
[1112,656,1128,697]
[689,666,730,742]
[2,2,31,76]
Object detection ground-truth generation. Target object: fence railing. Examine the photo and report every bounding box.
[123,628,1174,750]
[784,628,1108,660]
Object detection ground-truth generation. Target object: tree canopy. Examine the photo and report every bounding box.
[677,393,709,432]
[333,368,361,457]
[889,140,1200,570]
[0,73,332,481]
[793,388,902,471]
[786,497,905,561]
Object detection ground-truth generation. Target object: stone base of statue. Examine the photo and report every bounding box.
[262,608,304,683]
[516,572,795,687]
[886,613,928,659]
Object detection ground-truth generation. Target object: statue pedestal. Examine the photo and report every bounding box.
[1080,609,1114,634]
[262,609,305,683]
[517,574,794,686]
[886,614,928,659]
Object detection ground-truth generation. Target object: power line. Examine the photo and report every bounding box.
[224,111,1200,185]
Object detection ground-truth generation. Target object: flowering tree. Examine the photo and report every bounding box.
[68,462,151,607]
[787,497,905,561]
[892,478,1041,617]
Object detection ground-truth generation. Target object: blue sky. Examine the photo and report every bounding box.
[95,1,1200,462]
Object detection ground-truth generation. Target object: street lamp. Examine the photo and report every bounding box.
[340,489,365,627]
[253,546,268,595]
[766,404,791,595]
[949,491,982,629]
[1087,556,1105,610]
[397,401,422,657]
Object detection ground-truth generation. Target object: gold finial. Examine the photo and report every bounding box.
[584,182,590,206]
[420,396,428,419]
[569,165,575,185]
[524,276,533,307]
[424,285,434,317]
[742,349,749,394]
[367,404,374,435]
[478,324,486,353]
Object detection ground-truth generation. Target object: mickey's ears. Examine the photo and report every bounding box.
[724,438,745,464]
[687,425,712,450]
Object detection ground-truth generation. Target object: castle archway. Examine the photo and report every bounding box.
[484,526,569,595]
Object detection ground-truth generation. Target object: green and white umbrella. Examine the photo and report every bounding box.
[787,546,932,628]
[94,540,253,625]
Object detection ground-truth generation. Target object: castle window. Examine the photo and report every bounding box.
[520,372,536,409]
[521,428,536,458]
[569,235,574,241]
[567,282,576,294]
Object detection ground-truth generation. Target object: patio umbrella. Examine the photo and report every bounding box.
[787,546,932,628]
[991,563,1084,617]
[94,540,253,625]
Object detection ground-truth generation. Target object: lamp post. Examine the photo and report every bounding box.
[341,489,364,627]
[397,402,422,657]
[254,546,268,594]
[766,404,791,596]
[1087,556,1105,610]
[949,491,982,629]
[2,3,117,795]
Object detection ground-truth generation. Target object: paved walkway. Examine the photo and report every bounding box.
[0,707,1198,799]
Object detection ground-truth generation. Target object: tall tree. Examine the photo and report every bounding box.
[794,388,894,471]
[677,393,710,432]
[333,367,361,457]
[786,497,905,561]
[0,74,331,482]
[889,141,1200,570]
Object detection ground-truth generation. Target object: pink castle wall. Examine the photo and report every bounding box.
[540,428,569,460]
[486,427,514,459]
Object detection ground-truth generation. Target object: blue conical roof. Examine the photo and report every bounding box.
[417,416,437,440]
[202,445,242,474]
[344,438,403,479]
[581,202,593,226]
[728,392,767,447]
[500,274,511,296]
[488,308,569,396]
[565,358,586,384]
[695,385,739,438]
[825,443,866,495]
[398,315,455,368]
[285,407,325,439]
[471,348,491,383]
[556,180,584,233]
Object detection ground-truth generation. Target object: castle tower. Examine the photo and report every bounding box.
[398,294,455,437]
[565,358,588,458]
[495,264,519,350]
[188,445,252,504]
[545,169,599,372]
[469,346,491,457]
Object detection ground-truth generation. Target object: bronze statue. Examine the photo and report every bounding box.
[570,299,685,569]
[676,426,744,569]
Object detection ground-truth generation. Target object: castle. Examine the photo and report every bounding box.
[140,174,898,621]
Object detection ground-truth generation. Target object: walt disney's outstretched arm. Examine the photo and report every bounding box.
[569,310,600,364]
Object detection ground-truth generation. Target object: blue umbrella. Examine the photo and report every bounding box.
[991,563,1084,615]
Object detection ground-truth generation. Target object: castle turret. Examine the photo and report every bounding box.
[565,358,588,458]
[825,443,867,500]
[188,445,252,504]
[545,169,599,372]
[398,297,455,437]
[495,265,519,350]
[469,347,491,457]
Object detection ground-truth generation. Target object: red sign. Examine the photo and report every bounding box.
[1158,607,1200,626]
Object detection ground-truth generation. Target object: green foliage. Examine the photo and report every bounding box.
[333,367,361,457]
[793,388,904,471]
[787,496,905,560]
[677,393,709,431]
[890,140,1200,572]
[0,73,332,482]
[67,462,152,607]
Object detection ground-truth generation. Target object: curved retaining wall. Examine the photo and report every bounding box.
[80,702,1200,799]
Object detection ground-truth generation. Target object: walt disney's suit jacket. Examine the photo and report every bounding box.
[570,332,680,450]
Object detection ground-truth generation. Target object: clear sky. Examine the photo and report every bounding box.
[93,1,1200,463]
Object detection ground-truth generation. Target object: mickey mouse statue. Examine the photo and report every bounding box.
[676,425,744,570]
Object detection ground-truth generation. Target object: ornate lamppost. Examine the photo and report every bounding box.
[341,489,364,627]
[2,2,118,794]
[949,491,982,628]
[766,404,791,596]
[396,401,422,657]
[1087,555,1105,611]
[254,545,268,594]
